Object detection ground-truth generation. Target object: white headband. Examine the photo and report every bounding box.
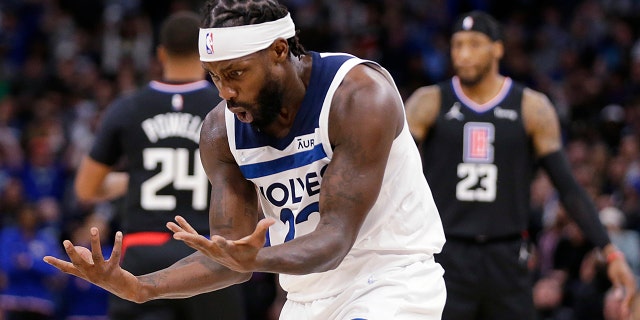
[199,13,296,62]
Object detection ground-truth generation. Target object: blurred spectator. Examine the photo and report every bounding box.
[0,178,25,228]
[101,14,153,76]
[35,198,63,242]
[535,198,570,278]
[0,96,23,173]
[600,104,626,151]
[17,126,68,203]
[599,206,640,279]
[0,203,64,320]
[59,212,111,320]
[533,271,571,320]
[550,218,593,318]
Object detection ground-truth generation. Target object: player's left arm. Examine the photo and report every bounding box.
[523,88,636,315]
[254,64,404,274]
[75,97,130,204]
[75,157,129,204]
[405,85,441,144]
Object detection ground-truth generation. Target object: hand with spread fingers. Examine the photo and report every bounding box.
[69,10,247,319]
[43,228,142,302]
[167,216,275,273]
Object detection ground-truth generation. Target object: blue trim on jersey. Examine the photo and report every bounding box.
[234,51,353,150]
[239,144,327,179]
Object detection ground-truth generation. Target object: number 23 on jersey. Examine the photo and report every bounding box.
[457,122,497,202]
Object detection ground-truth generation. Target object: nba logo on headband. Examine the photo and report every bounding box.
[199,13,296,62]
[205,32,214,54]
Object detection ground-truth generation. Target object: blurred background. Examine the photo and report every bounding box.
[2,0,640,319]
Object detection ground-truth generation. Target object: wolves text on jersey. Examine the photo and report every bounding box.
[258,164,328,207]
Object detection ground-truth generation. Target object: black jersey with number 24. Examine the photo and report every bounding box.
[90,80,219,234]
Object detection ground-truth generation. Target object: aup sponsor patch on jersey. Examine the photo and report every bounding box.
[463,122,495,163]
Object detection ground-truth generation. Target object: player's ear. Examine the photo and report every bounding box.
[493,40,504,60]
[270,38,289,63]
[157,45,167,64]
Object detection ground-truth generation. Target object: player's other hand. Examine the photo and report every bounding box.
[168,215,275,273]
[605,246,637,319]
[43,228,143,302]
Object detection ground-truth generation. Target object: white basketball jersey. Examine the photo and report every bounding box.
[225,51,445,301]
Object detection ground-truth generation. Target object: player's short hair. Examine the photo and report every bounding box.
[160,11,201,56]
[200,0,307,58]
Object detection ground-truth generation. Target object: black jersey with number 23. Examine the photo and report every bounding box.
[420,77,536,239]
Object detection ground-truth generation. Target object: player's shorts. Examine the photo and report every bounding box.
[278,257,446,320]
[437,237,534,320]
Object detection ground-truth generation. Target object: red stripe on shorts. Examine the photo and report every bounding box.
[121,232,171,259]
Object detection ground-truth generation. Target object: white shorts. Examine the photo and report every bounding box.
[278,258,446,320]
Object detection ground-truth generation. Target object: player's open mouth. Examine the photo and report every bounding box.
[227,103,253,123]
[236,111,253,123]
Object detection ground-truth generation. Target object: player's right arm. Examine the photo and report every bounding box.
[404,85,441,144]
[197,103,262,239]
[44,103,254,303]
[43,227,248,302]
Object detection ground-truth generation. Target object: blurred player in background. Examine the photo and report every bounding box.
[72,11,245,320]
[405,10,636,320]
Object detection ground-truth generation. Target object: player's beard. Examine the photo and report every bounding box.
[250,80,285,132]
[228,80,284,133]
[456,60,493,87]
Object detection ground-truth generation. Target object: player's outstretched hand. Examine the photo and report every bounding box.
[606,250,637,319]
[43,228,142,302]
[168,215,275,273]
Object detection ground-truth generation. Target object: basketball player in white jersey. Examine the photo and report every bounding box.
[43,1,447,319]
